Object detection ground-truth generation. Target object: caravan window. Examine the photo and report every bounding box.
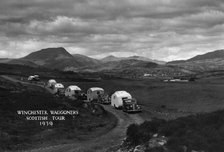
[122,97,128,102]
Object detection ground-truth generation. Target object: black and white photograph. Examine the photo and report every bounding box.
[1,0,224,152]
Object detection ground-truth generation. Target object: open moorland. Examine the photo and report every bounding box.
[59,75,224,114]
[2,63,224,116]
[2,63,224,151]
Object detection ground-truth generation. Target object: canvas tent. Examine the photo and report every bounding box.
[87,87,104,101]
[65,85,82,97]
[111,91,132,108]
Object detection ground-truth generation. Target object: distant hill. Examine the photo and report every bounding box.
[188,49,224,61]
[71,58,159,72]
[9,48,162,71]
[126,56,166,65]
[108,59,158,70]
[23,47,73,65]
[7,59,39,67]
[1,47,191,76]
[0,58,12,63]
[101,55,166,65]
[72,54,100,65]
[24,47,73,60]
[167,49,224,72]
[101,55,122,62]
[167,60,186,64]
[17,47,100,70]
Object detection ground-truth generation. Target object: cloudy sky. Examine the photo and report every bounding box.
[0,0,224,61]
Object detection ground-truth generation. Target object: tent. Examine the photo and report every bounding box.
[87,87,104,101]
[65,85,82,97]
[111,91,132,108]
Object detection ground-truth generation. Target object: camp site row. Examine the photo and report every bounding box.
[46,79,107,101]
[45,79,142,112]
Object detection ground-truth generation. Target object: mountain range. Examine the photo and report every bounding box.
[101,55,166,65]
[2,47,162,72]
[1,47,224,73]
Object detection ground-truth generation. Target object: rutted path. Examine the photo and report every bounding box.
[1,75,145,152]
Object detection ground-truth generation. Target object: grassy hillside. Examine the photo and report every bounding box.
[168,58,224,72]
[188,49,224,61]
[0,77,117,151]
[0,63,102,81]
[167,49,224,72]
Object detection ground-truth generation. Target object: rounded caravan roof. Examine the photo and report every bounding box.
[48,79,57,83]
[113,91,132,98]
[67,85,81,91]
[54,83,64,88]
[88,87,104,92]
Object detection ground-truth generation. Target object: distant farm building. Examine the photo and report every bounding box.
[144,73,152,77]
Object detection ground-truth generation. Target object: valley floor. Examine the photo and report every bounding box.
[2,68,224,151]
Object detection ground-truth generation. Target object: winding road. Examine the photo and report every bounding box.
[1,75,145,152]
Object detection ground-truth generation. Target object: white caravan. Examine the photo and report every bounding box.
[111,91,132,108]
[87,87,104,101]
[47,79,57,88]
[52,83,64,94]
[65,85,82,97]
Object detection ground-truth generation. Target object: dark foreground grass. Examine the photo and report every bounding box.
[126,110,224,152]
[0,77,117,151]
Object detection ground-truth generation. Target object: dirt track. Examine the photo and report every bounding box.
[25,106,144,152]
[1,75,145,152]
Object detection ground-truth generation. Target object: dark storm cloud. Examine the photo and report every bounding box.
[0,0,224,60]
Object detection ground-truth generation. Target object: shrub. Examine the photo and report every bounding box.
[125,110,224,152]
[126,124,141,145]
